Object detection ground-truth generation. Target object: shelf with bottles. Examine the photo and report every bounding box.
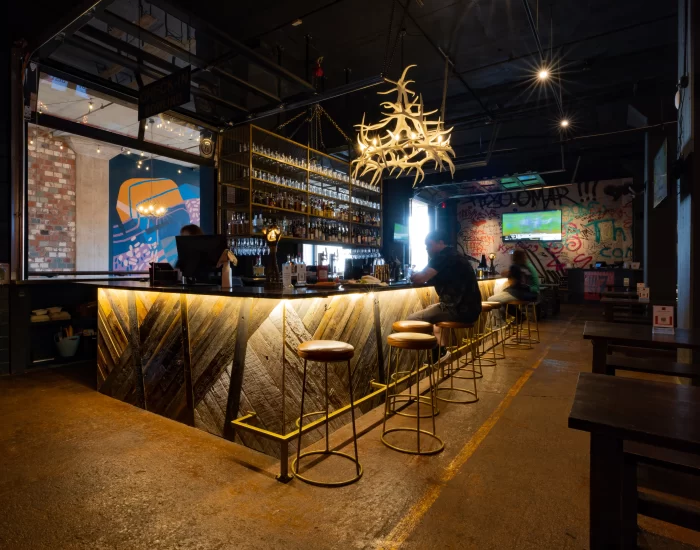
[220,159,251,188]
[226,211,251,236]
[252,189,308,214]
[251,215,309,239]
[349,227,382,247]
[307,219,351,244]
[251,125,308,172]
[349,218,381,228]
[251,170,307,193]
[351,179,382,195]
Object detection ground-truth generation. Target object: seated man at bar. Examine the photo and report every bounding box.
[408,230,482,357]
[487,248,539,317]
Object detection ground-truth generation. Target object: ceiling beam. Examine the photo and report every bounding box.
[31,0,114,58]
[143,0,316,93]
[77,25,180,74]
[97,10,209,68]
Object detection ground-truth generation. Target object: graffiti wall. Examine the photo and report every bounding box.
[456,179,634,281]
[109,155,200,271]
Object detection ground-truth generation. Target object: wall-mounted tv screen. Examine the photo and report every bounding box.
[394,222,409,242]
[502,210,562,242]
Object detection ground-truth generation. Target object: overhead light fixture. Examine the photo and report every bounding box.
[96,146,101,154]
[538,68,550,81]
[560,119,570,128]
[178,169,182,174]
[292,18,303,26]
[88,101,94,111]
[145,166,150,171]
[352,65,455,186]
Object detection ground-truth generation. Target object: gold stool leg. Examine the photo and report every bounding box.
[292,357,363,487]
[436,327,478,403]
[381,345,445,455]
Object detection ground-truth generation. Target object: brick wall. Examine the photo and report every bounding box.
[27,127,76,271]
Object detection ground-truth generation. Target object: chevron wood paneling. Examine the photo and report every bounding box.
[97,280,504,458]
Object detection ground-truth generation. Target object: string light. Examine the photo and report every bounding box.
[177,169,182,174]
[145,166,150,170]
[88,101,94,111]
[96,146,101,154]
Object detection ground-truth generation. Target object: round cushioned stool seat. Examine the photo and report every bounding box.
[392,320,433,334]
[436,321,474,329]
[480,302,497,312]
[506,300,530,306]
[484,301,502,307]
[297,340,354,361]
[387,332,437,350]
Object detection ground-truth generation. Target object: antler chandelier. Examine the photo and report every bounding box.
[351,65,455,187]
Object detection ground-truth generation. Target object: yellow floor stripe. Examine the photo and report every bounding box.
[379,315,578,549]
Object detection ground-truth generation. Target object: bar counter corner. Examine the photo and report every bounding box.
[90,277,506,460]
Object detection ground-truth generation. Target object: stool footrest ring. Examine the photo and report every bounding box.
[292,450,363,487]
[381,428,445,455]
[435,386,479,404]
[389,394,439,417]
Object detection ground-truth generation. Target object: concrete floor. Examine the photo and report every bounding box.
[1,305,699,549]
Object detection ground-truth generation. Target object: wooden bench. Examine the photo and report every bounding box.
[568,373,700,547]
[606,354,700,384]
[624,442,700,533]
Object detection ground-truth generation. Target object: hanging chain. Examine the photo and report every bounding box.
[275,109,307,131]
[382,0,397,75]
[318,105,353,144]
[440,54,450,126]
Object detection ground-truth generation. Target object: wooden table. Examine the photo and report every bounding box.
[583,321,700,374]
[568,373,700,548]
[601,290,638,299]
[600,297,676,324]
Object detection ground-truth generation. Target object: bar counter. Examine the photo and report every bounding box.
[92,277,507,463]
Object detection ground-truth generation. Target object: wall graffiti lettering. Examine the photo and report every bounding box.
[456,179,634,282]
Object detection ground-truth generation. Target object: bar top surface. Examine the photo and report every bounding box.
[83,276,505,299]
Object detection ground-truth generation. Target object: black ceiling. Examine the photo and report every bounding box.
[13,0,678,187]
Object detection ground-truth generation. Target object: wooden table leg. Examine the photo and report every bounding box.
[590,433,624,549]
[592,338,609,375]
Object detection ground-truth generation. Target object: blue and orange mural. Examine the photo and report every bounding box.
[109,155,200,271]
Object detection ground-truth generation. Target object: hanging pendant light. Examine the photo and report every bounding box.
[351,65,456,187]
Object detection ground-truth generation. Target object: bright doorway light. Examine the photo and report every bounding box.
[409,199,430,271]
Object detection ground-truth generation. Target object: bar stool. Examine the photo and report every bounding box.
[292,340,362,487]
[505,301,539,350]
[389,320,438,418]
[382,332,444,455]
[484,301,507,360]
[474,303,499,367]
[435,321,480,404]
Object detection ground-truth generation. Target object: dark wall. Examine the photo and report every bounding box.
[0,47,10,265]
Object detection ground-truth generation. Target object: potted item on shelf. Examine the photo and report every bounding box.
[55,326,80,358]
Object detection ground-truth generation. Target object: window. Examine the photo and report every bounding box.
[409,199,430,270]
[27,124,201,273]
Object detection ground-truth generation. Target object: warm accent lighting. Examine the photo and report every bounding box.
[96,146,101,154]
[352,65,455,186]
[136,202,167,218]
[560,119,570,128]
[538,69,549,81]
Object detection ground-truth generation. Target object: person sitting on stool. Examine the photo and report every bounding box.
[408,230,482,361]
[487,248,539,319]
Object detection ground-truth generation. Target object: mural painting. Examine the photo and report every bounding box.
[109,155,200,271]
[456,179,634,282]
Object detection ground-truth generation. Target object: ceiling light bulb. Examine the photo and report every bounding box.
[30,139,33,145]
[437,136,443,144]
[178,169,182,174]
[560,119,570,128]
[372,138,377,146]
[97,146,101,153]
[89,101,94,110]
[60,144,63,150]
[538,69,549,81]
[140,152,144,156]
[410,132,416,139]
[145,166,150,170]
